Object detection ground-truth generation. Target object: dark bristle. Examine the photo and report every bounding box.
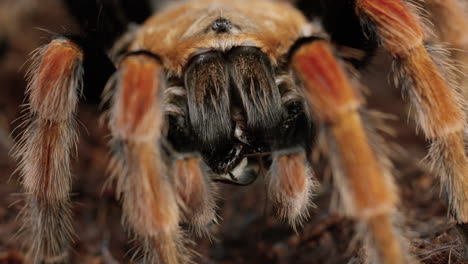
[287,37,325,67]
[228,46,284,133]
[123,50,163,63]
[184,50,232,150]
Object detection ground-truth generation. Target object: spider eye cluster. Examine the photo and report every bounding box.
[211,18,233,33]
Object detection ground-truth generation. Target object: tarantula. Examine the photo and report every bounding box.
[12,0,468,263]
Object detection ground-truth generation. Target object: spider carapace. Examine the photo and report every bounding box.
[13,0,468,263]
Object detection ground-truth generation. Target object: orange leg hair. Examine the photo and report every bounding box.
[13,37,83,263]
[106,53,191,264]
[424,0,468,50]
[424,0,468,94]
[356,0,468,228]
[292,40,406,264]
[267,150,314,229]
[172,154,218,236]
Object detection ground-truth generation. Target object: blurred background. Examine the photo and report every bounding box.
[0,0,466,263]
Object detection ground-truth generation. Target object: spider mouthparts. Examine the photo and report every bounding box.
[228,172,238,182]
[212,158,259,186]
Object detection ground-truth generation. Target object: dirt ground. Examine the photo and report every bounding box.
[0,1,466,264]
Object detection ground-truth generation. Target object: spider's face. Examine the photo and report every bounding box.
[121,0,314,185]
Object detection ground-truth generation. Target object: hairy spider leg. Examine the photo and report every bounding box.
[106,52,191,264]
[291,39,407,264]
[356,0,468,251]
[14,34,116,263]
[424,0,468,97]
[13,37,82,263]
[424,0,468,252]
[425,0,468,51]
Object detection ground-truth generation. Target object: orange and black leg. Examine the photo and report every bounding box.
[356,0,468,255]
[291,38,407,264]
